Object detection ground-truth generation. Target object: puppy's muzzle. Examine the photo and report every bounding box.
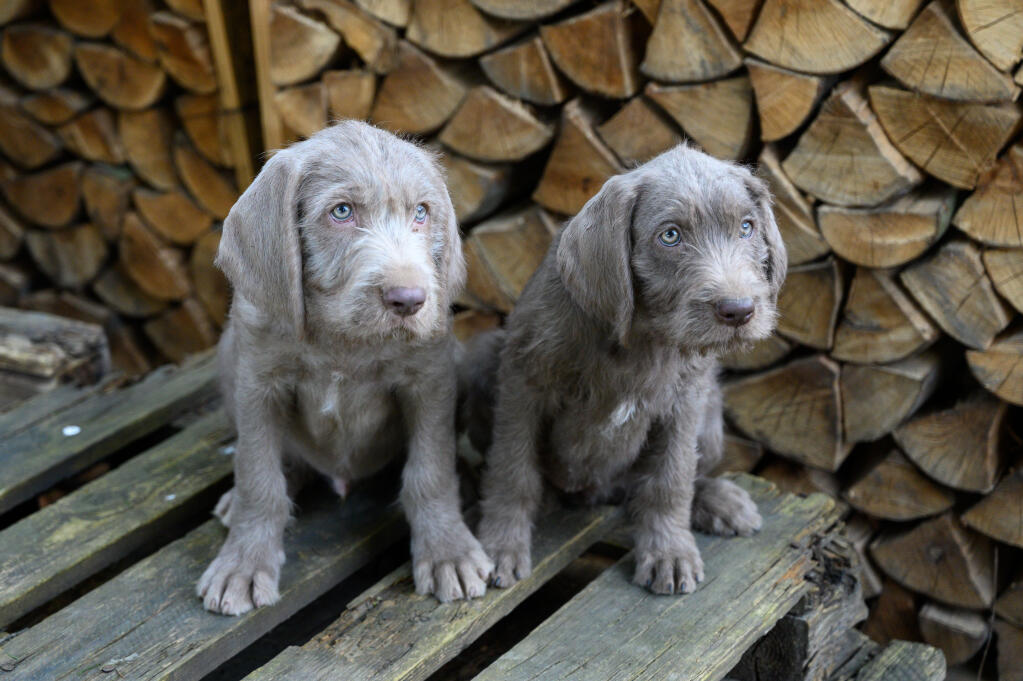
[714,297,755,327]
[384,286,426,317]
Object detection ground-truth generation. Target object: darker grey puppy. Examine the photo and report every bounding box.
[470,144,787,595]
[198,121,492,615]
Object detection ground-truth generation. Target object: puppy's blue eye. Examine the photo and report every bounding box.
[414,203,428,223]
[659,227,681,246]
[740,219,754,238]
[330,203,353,221]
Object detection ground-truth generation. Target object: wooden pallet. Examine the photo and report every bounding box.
[0,353,944,681]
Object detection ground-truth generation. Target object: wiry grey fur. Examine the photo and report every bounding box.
[198,121,492,615]
[470,145,787,595]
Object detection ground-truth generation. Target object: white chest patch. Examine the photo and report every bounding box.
[604,400,638,435]
[319,371,346,416]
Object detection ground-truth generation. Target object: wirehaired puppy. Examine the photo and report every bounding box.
[471,145,787,595]
[198,121,492,615]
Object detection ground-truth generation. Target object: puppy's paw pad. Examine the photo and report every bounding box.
[197,550,281,616]
[414,531,494,602]
[693,478,762,537]
[633,533,704,596]
[489,546,531,588]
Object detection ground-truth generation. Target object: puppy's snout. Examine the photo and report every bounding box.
[714,297,755,327]
[384,286,426,317]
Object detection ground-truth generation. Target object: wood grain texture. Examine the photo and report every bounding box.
[645,75,754,160]
[745,57,828,142]
[372,42,468,135]
[439,86,554,163]
[966,327,1023,406]
[406,0,525,58]
[480,35,569,106]
[962,465,1023,547]
[597,97,683,167]
[957,0,1023,71]
[845,0,925,29]
[954,144,1023,247]
[776,256,842,350]
[757,146,830,266]
[844,449,954,521]
[841,351,940,444]
[641,0,741,83]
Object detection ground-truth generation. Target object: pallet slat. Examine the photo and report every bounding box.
[0,410,232,627]
[0,486,407,680]
[471,476,840,681]
[243,505,622,681]
[0,351,218,514]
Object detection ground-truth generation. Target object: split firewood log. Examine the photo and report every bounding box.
[118,108,178,191]
[56,108,125,164]
[440,86,554,163]
[953,144,1023,248]
[710,432,763,475]
[540,1,641,98]
[190,228,229,328]
[705,0,762,41]
[371,42,468,135]
[844,449,954,522]
[531,99,621,215]
[863,580,922,645]
[994,620,1023,681]
[967,328,1023,406]
[406,0,525,58]
[900,239,1012,350]
[81,164,135,240]
[718,334,792,371]
[452,308,500,341]
[75,42,167,111]
[462,204,558,312]
[0,94,62,168]
[49,0,122,38]
[776,256,841,350]
[832,267,939,364]
[744,0,892,74]
[92,263,167,318]
[479,35,569,106]
[757,457,841,497]
[149,11,217,94]
[0,262,28,305]
[119,212,191,301]
[19,88,90,125]
[844,0,924,29]
[0,0,38,25]
[298,0,398,74]
[817,188,956,268]
[841,350,940,443]
[112,0,158,63]
[144,298,217,362]
[745,58,828,142]
[962,466,1023,548]
[132,187,212,246]
[918,603,989,666]
[1,161,82,228]
[870,512,996,610]
[356,0,411,26]
[723,354,850,472]
[642,0,740,83]
[439,152,513,224]
[24,223,107,288]
[984,248,1023,313]
[596,97,683,166]
[1,22,72,90]
[646,75,754,160]
[269,4,340,87]
[893,393,1010,493]
[845,514,883,599]
[757,146,829,266]
[176,94,233,167]
[469,0,576,20]
[0,202,24,259]
[996,573,1023,628]
[783,80,922,207]
[275,82,326,139]
[323,69,376,121]
[173,134,237,220]
[869,85,1023,189]
[957,0,1023,72]
[165,0,205,22]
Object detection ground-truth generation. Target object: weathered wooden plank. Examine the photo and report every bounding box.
[471,476,840,681]
[0,380,100,439]
[0,485,406,680]
[0,351,218,514]
[0,410,233,627]
[243,505,622,681]
[852,641,945,681]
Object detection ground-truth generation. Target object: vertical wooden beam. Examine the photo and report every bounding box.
[248,0,286,152]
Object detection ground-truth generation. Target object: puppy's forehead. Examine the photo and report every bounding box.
[635,148,753,221]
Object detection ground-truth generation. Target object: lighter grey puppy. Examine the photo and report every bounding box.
[471,144,787,595]
[198,121,492,615]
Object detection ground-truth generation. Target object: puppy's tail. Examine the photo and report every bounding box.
[456,328,506,455]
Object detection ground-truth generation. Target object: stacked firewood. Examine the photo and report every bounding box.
[251,0,1023,675]
[0,0,257,375]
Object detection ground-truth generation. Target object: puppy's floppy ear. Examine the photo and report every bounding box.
[556,173,638,344]
[216,148,306,337]
[439,188,466,302]
[746,172,787,302]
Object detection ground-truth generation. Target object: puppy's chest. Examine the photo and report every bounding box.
[291,357,399,439]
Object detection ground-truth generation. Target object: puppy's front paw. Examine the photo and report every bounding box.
[633,531,704,595]
[486,543,531,589]
[413,526,494,602]
[197,542,284,616]
[692,477,762,537]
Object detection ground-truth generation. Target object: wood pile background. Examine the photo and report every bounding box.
[0,0,259,381]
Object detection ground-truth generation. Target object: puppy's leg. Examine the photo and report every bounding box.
[629,404,705,595]
[399,369,493,603]
[213,455,313,528]
[198,383,291,616]
[476,371,544,588]
[691,381,762,537]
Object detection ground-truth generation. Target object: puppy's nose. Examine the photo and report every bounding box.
[384,286,426,317]
[714,297,755,327]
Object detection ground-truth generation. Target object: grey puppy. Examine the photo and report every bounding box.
[470,144,786,595]
[198,121,492,615]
